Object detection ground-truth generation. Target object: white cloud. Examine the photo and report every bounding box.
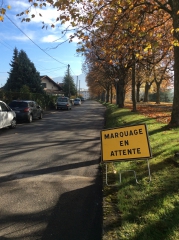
[14,30,36,41]
[6,0,60,25]
[13,35,30,41]
[30,9,60,25]
[7,0,30,10]
[6,0,79,43]
[7,0,82,31]
[41,34,64,43]
[1,25,36,41]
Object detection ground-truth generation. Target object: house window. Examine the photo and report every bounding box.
[41,83,46,88]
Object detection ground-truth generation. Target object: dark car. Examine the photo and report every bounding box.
[9,100,43,123]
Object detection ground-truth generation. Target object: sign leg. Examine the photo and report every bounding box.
[147,159,152,182]
[105,164,118,186]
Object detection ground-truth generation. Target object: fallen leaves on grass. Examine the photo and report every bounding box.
[125,102,172,124]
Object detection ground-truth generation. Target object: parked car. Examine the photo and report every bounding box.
[0,100,16,129]
[80,97,85,102]
[74,98,82,105]
[56,97,72,110]
[9,100,43,123]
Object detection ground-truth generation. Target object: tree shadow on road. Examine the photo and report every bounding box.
[41,175,103,240]
[0,158,103,240]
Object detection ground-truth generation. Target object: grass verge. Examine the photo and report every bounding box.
[102,102,179,240]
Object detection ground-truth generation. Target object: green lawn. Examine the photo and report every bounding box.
[102,103,179,240]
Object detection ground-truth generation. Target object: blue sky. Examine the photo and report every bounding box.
[0,0,88,89]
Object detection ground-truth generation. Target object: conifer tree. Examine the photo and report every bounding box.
[4,48,44,94]
[4,47,19,91]
[62,70,76,97]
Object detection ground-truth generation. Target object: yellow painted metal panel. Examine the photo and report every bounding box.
[101,124,152,162]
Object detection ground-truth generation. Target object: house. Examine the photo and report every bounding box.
[41,75,63,95]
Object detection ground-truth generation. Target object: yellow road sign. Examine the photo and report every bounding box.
[101,124,152,162]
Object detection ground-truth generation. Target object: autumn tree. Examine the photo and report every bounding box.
[153,58,173,104]
[86,70,105,101]
[0,4,11,21]
[16,0,179,126]
[82,30,133,107]
[83,58,115,102]
[134,63,146,102]
[134,0,178,124]
[18,0,139,108]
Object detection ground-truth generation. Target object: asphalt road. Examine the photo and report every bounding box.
[0,100,106,240]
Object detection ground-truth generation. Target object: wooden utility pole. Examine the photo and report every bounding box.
[68,64,70,98]
[76,76,78,97]
[79,80,80,96]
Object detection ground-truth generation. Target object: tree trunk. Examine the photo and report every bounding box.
[170,45,179,126]
[106,86,110,102]
[143,80,154,102]
[101,91,105,102]
[116,81,118,105]
[143,82,150,102]
[169,2,179,126]
[155,82,160,104]
[132,54,137,111]
[117,81,125,108]
[136,82,141,102]
[110,84,113,103]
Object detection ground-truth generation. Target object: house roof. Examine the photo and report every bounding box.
[40,75,63,91]
[58,83,64,88]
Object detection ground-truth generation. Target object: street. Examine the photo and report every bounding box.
[0,100,106,240]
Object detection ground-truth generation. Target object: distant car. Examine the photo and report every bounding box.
[9,100,43,123]
[74,98,82,105]
[80,97,85,102]
[0,100,16,129]
[56,97,72,110]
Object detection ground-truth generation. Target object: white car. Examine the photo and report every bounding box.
[0,100,16,129]
[74,98,82,105]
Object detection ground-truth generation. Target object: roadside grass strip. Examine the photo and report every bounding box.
[102,103,179,240]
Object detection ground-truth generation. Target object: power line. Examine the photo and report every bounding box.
[0,39,13,51]
[5,14,68,66]
[39,66,67,71]
[69,66,77,76]
[35,62,66,71]
[40,67,66,74]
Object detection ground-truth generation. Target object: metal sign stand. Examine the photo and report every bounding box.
[105,163,119,187]
[105,159,151,186]
[119,170,139,184]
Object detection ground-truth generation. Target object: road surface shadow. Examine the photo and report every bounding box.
[41,174,103,240]
[0,158,100,184]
